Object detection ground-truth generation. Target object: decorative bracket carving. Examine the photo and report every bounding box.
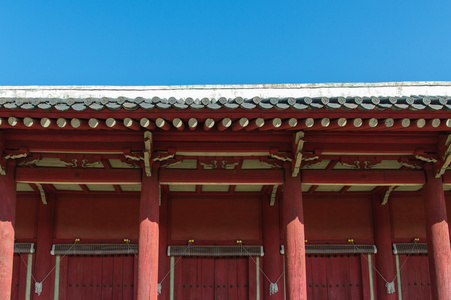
[270,184,280,206]
[143,131,152,177]
[381,186,396,205]
[435,135,451,178]
[1,147,30,175]
[292,131,304,177]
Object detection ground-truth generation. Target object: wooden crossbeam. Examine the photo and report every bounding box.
[159,169,284,185]
[301,170,425,185]
[16,168,142,184]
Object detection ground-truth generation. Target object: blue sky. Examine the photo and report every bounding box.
[1,1,450,85]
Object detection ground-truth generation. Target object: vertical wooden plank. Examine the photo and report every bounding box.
[82,256,94,300]
[113,255,124,300]
[25,254,32,300]
[92,256,103,300]
[201,258,215,300]
[173,257,183,300]
[311,255,328,300]
[122,255,134,300]
[420,254,432,300]
[248,257,256,300]
[102,255,114,300]
[228,257,238,300]
[133,255,138,300]
[348,254,363,300]
[197,257,202,300]
[72,256,84,300]
[326,255,344,300]
[11,255,20,300]
[395,255,402,300]
[306,255,313,300]
[360,254,372,300]
[182,257,198,300]
[237,257,249,300]
[169,257,175,300]
[59,255,69,300]
[215,257,228,300]
[18,253,28,300]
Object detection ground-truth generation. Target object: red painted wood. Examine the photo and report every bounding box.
[302,170,425,185]
[390,196,426,239]
[262,197,284,300]
[236,258,249,300]
[283,167,307,299]
[82,256,94,299]
[348,255,363,300]
[201,258,215,300]
[400,254,432,300]
[174,258,182,300]
[14,195,38,239]
[10,255,20,300]
[215,258,228,300]
[303,197,372,241]
[33,193,56,300]
[102,255,114,300]
[133,255,138,300]
[182,257,198,300]
[371,195,396,300]
[59,255,68,300]
[326,255,342,300]
[171,198,260,241]
[420,254,432,300]
[113,255,124,300]
[158,195,170,300]
[137,174,160,300]
[123,255,134,300]
[16,168,142,184]
[55,195,139,240]
[92,256,103,300]
[0,162,16,300]
[424,168,451,299]
[228,258,238,300]
[159,169,284,185]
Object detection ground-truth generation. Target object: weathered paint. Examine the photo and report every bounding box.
[424,168,451,299]
[0,162,16,300]
[282,167,307,299]
[137,174,160,300]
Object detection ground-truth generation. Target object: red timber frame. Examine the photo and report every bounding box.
[1,83,451,300]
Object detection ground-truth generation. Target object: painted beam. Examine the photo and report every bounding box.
[159,169,284,185]
[301,170,425,185]
[16,168,141,184]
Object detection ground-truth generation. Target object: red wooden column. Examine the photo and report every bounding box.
[33,192,56,299]
[424,168,451,299]
[371,194,396,300]
[138,172,160,300]
[282,166,307,300]
[0,161,16,300]
[158,194,170,300]
[263,195,284,300]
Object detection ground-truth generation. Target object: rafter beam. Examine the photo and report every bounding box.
[16,168,142,184]
[301,170,425,186]
[159,169,284,185]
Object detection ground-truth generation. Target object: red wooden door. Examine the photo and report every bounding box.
[306,254,364,300]
[175,257,253,300]
[58,254,135,300]
[399,254,432,300]
[11,254,30,300]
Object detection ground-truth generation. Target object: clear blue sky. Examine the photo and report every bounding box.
[1,1,450,85]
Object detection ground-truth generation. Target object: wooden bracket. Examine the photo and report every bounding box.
[435,135,451,178]
[36,184,47,205]
[143,131,152,177]
[1,147,30,175]
[292,131,305,177]
[269,184,279,206]
[380,186,396,205]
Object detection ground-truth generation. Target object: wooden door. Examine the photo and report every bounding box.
[175,256,255,300]
[306,254,365,300]
[11,254,30,300]
[398,254,432,300]
[58,254,135,300]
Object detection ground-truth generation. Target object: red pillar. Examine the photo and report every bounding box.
[371,194,396,300]
[263,195,284,300]
[424,168,451,299]
[282,166,307,299]
[0,162,16,300]
[138,173,160,300]
[33,193,56,299]
[158,194,169,300]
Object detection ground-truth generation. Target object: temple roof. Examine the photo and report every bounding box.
[1,81,451,112]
